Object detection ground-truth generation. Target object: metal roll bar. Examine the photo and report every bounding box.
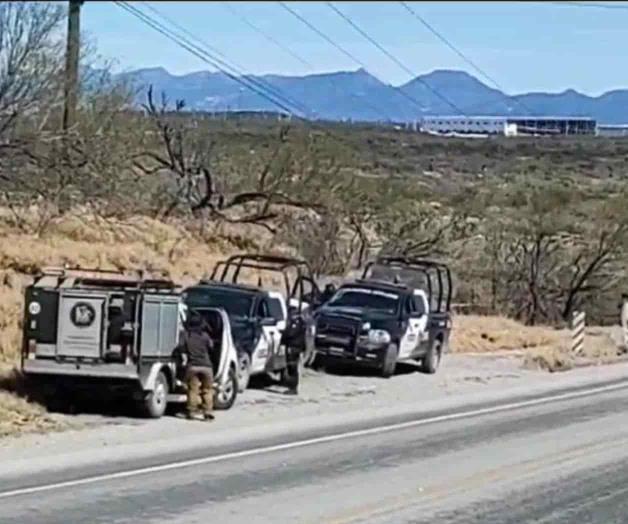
[361,256,453,312]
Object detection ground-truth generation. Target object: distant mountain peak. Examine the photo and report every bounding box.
[116,66,628,124]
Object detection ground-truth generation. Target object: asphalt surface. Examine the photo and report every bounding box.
[2,383,628,523]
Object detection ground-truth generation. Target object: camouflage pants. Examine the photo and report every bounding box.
[185,366,213,415]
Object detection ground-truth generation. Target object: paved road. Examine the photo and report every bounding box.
[2,382,628,523]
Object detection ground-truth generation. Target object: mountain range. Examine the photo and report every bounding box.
[116,67,628,124]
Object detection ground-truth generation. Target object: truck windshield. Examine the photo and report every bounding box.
[328,288,399,314]
[185,287,254,319]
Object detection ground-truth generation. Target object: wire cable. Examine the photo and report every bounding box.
[278,1,428,116]
[115,1,304,117]
[221,2,315,70]
[325,1,467,115]
[223,2,393,121]
[548,1,628,10]
[399,1,534,116]
[138,1,313,117]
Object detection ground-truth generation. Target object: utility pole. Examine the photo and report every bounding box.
[63,0,83,132]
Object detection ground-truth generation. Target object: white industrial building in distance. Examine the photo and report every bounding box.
[597,124,628,138]
[419,116,597,137]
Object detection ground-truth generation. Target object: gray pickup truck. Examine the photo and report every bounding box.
[21,266,239,417]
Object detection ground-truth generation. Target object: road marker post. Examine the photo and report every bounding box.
[571,310,586,355]
[621,296,628,351]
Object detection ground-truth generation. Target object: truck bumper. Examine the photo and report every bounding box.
[314,343,386,367]
[23,358,139,380]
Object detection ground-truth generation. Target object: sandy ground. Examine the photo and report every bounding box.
[3,352,545,444]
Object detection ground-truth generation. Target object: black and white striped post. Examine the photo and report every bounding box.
[621,297,628,350]
[571,310,586,355]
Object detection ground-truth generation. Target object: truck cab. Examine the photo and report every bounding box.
[313,257,453,377]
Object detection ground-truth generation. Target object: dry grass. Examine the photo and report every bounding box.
[523,328,623,372]
[450,314,563,353]
[452,314,623,372]
[0,391,68,438]
[0,366,72,438]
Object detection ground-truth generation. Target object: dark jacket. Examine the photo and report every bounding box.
[178,327,214,368]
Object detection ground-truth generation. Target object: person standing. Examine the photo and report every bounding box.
[177,313,215,421]
[283,345,300,396]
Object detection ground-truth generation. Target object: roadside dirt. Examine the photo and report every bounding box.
[0,352,591,446]
[0,322,624,440]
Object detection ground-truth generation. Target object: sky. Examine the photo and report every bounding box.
[81,1,628,96]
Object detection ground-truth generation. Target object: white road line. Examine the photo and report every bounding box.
[1,380,627,500]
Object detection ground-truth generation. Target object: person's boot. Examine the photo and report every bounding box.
[204,412,215,421]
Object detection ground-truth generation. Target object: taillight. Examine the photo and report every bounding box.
[27,339,36,358]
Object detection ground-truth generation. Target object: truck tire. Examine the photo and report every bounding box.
[143,371,169,418]
[214,366,238,410]
[381,343,399,378]
[420,338,442,374]
[237,353,251,393]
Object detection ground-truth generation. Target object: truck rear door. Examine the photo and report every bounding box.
[56,291,106,359]
[140,294,181,359]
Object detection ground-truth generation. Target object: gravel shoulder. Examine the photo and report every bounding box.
[2,352,628,484]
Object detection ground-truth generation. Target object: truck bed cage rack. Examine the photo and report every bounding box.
[361,256,452,312]
[209,253,317,303]
[353,278,409,290]
[36,266,176,291]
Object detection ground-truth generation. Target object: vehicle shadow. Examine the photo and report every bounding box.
[0,368,157,420]
[313,361,421,379]
[246,374,295,396]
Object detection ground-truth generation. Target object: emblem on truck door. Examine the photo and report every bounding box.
[70,302,96,328]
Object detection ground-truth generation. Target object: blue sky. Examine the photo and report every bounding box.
[82,1,628,95]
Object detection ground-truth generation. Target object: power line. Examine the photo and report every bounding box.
[399,1,534,116]
[115,1,304,117]
[278,1,428,117]
[117,1,300,115]
[223,2,393,122]
[221,2,315,70]
[138,1,313,117]
[325,1,467,116]
[548,1,628,9]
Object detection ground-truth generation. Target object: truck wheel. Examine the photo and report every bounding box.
[143,371,169,418]
[215,366,238,410]
[421,338,442,374]
[237,353,251,393]
[381,343,399,378]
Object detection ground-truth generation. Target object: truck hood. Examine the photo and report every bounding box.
[317,306,397,324]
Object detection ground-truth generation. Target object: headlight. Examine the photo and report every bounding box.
[362,322,371,331]
[28,301,41,316]
[368,329,391,345]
